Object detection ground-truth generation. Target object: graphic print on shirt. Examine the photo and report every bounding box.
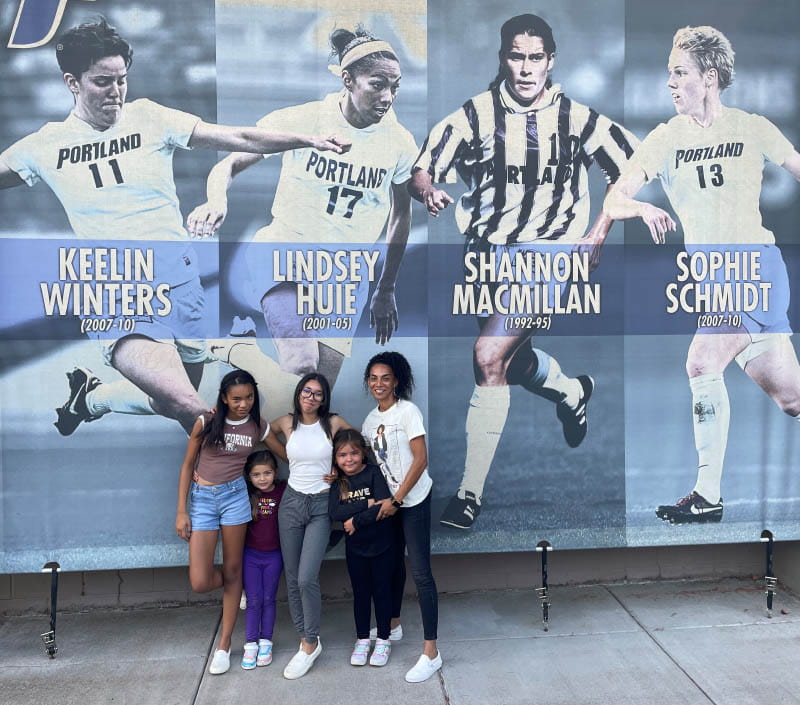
[340,485,374,503]
[257,495,278,516]
[223,430,255,453]
[369,423,402,493]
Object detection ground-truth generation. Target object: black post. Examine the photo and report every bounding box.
[40,561,60,658]
[535,540,552,631]
[760,530,775,618]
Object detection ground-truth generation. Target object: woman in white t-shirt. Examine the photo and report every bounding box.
[361,351,441,683]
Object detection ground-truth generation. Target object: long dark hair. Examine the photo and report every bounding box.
[488,14,556,91]
[332,429,376,500]
[244,450,279,520]
[202,370,260,447]
[363,351,415,401]
[330,26,398,77]
[291,372,334,439]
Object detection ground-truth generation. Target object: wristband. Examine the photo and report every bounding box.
[391,496,403,508]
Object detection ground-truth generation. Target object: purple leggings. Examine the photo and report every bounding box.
[243,546,283,642]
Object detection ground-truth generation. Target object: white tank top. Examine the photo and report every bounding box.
[285,420,332,494]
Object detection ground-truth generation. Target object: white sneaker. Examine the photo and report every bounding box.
[257,638,273,666]
[283,639,322,679]
[369,624,403,641]
[241,642,258,670]
[350,638,370,666]
[209,648,231,675]
[240,593,247,610]
[369,638,391,667]
[405,652,442,683]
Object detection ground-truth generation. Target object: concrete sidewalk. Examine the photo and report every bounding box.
[2,577,799,705]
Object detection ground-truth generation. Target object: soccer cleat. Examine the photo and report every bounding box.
[440,491,481,529]
[656,491,723,524]
[556,375,594,448]
[54,367,103,436]
[229,315,256,337]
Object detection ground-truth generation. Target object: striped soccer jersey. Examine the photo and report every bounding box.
[415,82,637,244]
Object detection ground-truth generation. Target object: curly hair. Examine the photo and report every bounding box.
[363,351,415,401]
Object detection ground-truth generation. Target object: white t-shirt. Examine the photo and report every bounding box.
[254,92,418,243]
[1,98,201,285]
[630,107,794,245]
[362,399,431,508]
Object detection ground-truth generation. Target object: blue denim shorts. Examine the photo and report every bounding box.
[189,475,251,530]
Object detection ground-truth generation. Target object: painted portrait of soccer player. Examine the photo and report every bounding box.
[608,10,800,539]
[184,0,428,423]
[419,2,632,542]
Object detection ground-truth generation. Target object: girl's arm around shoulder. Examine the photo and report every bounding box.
[263,418,288,463]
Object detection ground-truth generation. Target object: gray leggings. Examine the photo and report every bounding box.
[278,485,331,642]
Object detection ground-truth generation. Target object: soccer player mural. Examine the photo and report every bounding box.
[0,0,798,574]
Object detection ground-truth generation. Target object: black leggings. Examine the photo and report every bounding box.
[346,546,394,640]
[392,492,438,641]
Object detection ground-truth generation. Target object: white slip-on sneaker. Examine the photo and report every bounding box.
[283,639,322,679]
[369,638,391,667]
[405,651,443,683]
[369,624,403,641]
[209,648,231,675]
[350,638,370,666]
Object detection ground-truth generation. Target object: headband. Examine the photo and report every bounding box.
[328,39,396,76]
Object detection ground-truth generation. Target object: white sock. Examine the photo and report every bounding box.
[533,352,581,408]
[225,341,299,421]
[690,373,729,504]
[459,385,510,499]
[86,380,154,416]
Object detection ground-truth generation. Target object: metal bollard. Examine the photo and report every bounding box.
[535,540,552,631]
[759,530,776,618]
[40,561,61,658]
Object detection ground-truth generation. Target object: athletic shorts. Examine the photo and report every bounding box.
[89,276,208,365]
[189,475,251,531]
[463,237,576,319]
[687,244,791,335]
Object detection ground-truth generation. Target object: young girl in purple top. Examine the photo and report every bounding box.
[241,450,285,670]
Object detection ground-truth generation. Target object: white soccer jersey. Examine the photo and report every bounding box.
[631,107,794,245]
[1,99,201,283]
[254,92,418,244]
[415,82,637,244]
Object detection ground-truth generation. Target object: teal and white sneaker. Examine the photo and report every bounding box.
[257,638,273,666]
[369,638,391,666]
[241,642,258,670]
[350,638,370,666]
